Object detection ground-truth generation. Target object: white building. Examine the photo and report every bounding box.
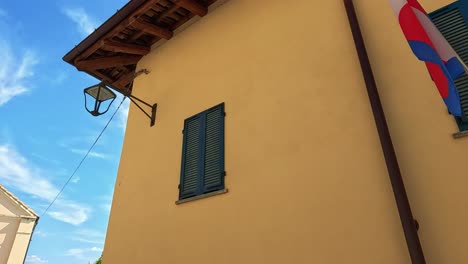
[0,184,38,264]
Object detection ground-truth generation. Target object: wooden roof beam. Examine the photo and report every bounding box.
[133,19,174,40]
[93,71,116,84]
[175,0,207,17]
[156,4,180,22]
[76,55,142,70]
[129,30,147,42]
[74,0,162,63]
[102,40,150,55]
[113,71,136,88]
[87,69,131,93]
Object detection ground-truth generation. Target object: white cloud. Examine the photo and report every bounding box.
[48,199,91,226]
[100,202,111,213]
[15,51,37,79]
[117,98,130,131]
[72,229,106,244]
[0,144,58,200]
[65,248,85,257]
[70,148,109,159]
[31,153,61,166]
[63,7,97,37]
[25,255,48,264]
[91,246,103,252]
[99,193,113,213]
[0,144,91,225]
[71,176,80,184]
[58,132,101,149]
[0,42,38,106]
[65,247,102,261]
[49,71,68,86]
[34,230,49,237]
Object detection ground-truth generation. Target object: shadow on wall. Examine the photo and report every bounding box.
[0,221,11,248]
[0,219,17,263]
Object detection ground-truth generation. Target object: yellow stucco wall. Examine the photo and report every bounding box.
[103,0,468,263]
[355,0,468,263]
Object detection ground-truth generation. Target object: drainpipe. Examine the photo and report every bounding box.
[343,0,426,263]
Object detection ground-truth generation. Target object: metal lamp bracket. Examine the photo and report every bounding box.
[126,94,157,127]
[125,69,157,127]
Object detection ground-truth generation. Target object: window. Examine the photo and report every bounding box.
[430,2,468,131]
[178,103,226,202]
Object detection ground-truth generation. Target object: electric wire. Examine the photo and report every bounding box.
[40,96,127,217]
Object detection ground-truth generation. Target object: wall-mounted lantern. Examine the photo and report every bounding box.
[84,82,117,116]
[83,70,157,126]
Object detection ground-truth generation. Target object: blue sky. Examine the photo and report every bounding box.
[0,1,129,263]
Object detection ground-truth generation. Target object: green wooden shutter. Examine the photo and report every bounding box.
[430,4,468,118]
[203,104,225,193]
[180,116,203,199]
[179,103,225,200]
[454,75,468,119]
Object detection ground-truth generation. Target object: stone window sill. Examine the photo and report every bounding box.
[453,130,468,139]
[176,189,228,205]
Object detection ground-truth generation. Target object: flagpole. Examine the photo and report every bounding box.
[343,0,426,263]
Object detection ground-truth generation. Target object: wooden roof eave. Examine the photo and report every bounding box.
[63,0,214,93]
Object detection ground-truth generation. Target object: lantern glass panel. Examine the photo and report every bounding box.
[84,84,116,102]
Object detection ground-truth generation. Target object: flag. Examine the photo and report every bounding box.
[389,0,465,116]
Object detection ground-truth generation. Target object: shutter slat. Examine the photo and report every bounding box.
[431,9,459,21]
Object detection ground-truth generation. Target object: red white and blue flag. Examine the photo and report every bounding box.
[390,0,465,116]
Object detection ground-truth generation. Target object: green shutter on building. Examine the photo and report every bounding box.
[203,106,225,193]
[180,116,202,198]
[179,103,225,200]
[430,4,468,121]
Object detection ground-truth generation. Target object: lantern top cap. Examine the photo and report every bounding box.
[84,83,116,102]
